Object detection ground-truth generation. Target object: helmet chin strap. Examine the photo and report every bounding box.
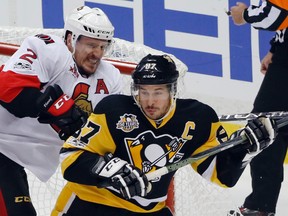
[71,34,77,56]
[134,94,177,124]
[70,35,90,78]
[154,97,177,124]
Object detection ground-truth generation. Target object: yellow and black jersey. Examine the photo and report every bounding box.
[244,0,288,31]
[58,95,244,213]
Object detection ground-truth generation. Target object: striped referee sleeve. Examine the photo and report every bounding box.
[243,1,288,31]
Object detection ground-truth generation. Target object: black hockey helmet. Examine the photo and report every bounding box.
[132,54,179,85]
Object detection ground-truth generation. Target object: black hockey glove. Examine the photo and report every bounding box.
[243,116,277,154]
[36,84,88,140]
[91,153,149,199]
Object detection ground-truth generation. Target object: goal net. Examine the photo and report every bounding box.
[0,26,240,216]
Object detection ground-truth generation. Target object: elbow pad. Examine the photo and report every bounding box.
[0,87,41,118]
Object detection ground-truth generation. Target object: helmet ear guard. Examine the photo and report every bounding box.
[63,6,114,50]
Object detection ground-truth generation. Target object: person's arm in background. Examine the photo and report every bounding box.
[230,1,288,31]
[260,51,273,75]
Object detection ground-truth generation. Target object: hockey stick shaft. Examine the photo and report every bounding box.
[219,111,288,122]
[146,117,288,181]
[146,136,245,181]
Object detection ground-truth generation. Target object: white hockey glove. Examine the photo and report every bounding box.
[91,153,149,199]
[240,116,277,162]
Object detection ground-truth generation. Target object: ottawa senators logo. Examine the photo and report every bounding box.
[116,114,139,132]
[72,83,93,116]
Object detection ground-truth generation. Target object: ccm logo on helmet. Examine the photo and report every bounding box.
[97,30,112,34]
[143,74,156,79]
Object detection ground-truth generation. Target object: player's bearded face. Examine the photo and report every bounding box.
[138,85,171,120]
[74,36,109,76]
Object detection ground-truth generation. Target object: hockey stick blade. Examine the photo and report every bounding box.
[219,111,288,122]
[146,117,288,181]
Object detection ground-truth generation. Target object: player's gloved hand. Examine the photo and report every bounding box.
[36,84,88,140]
[92,153,149,199]
[243,116,277,154]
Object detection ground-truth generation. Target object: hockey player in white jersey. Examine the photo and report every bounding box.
[0,6,121,216]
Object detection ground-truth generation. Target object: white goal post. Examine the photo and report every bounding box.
[0,26,240,216]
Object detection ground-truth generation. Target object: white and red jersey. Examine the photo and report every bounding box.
[0,34,122,181]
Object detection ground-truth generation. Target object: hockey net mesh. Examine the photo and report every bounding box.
[0,26,239,216]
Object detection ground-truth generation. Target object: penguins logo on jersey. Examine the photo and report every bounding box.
[125,131,186,180]
[116,114,139,132]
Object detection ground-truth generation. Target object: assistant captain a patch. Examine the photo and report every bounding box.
[116,114,139,132]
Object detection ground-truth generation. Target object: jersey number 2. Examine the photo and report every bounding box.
[19,48,37,64]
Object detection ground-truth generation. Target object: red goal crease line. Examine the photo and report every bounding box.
[0,42,137,75]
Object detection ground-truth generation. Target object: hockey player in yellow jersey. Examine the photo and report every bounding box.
[52,54,277,216]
